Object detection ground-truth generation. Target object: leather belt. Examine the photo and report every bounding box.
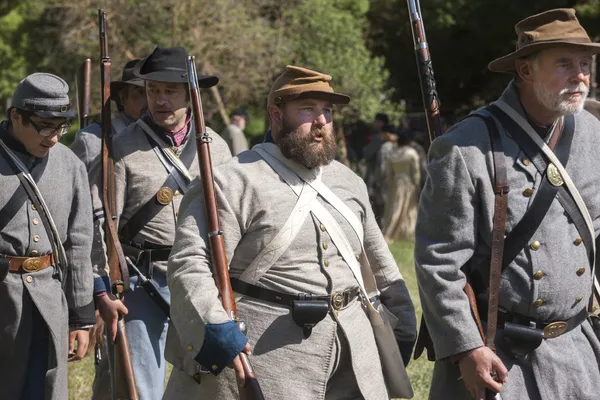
[1,254,54,273]
[230,278,360,311]
[496,308,587,339]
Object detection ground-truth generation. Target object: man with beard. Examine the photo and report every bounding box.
[90,45,231,399]
[164,65,416,399]
[415,9,600,400]
[0,73,94,399]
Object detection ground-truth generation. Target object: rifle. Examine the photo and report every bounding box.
[185,56,265,400]
[407,2,501,399]
[98,9,138,400]
[77,59,92,129]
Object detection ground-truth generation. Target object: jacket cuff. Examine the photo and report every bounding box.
[69,300,96,327]
[93,276,110,295]
[195,321,248,376]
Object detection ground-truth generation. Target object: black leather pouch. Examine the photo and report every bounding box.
[587,313,600,340]
[501,321,544,358]
[292,299,329,339]
[0,257,9,282]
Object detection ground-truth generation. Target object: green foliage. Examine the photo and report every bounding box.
[0,8,28,105]
[284,0,399,122]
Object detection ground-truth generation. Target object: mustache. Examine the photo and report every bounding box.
[560,83,589,95]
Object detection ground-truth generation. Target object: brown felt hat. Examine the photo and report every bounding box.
[268,65,350,108]
[488,8,600,73]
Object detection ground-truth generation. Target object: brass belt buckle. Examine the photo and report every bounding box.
[22,257,43,273]
[544,321,568,338]
[331,292,344,311]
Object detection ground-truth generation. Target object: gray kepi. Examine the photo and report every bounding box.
[10,73,75,119]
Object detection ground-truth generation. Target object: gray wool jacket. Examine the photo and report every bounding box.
[415,81,600,399]
[165,145,416,400]
[89,119,231,290]
[0,125,94,400]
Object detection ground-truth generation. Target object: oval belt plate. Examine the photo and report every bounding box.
[22,257,43,273]
[543,321,568,339]
[156,187,174,205]
[547,163,564,187]
[331,292,344,310]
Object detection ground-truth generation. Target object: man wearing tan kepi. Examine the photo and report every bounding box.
[164,66,417,399]
[415,8,600,400]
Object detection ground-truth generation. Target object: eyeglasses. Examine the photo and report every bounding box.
[28,118,70,138]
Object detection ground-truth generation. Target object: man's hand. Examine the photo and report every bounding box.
[68,329,90,362]
[458,346,508,399]
[227,343,253,386]
[95,293,128,342]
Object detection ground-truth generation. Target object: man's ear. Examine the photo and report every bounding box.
[515,59,535,84]
[9,108,20,125]
[268,104,283,132]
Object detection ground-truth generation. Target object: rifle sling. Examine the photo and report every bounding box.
[119,135,196,243]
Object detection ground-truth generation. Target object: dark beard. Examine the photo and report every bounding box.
[277,120,337,168]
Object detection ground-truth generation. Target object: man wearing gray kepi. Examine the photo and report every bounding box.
[0,73,95,399]
[164,65,416,399]
[415,8,600,400]
[90,45,231,400]
[71,58,147,172]
[220,109,249,155]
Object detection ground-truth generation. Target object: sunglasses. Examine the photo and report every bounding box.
[28,118,70,138]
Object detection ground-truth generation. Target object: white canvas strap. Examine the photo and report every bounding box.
[137,119,194,183]
[495,100,599,295]
[254,145,381,300]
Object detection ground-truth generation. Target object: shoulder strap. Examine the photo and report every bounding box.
[237,151,316,284]
[469,110,509,351]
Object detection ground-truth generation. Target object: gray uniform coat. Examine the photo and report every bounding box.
[0,136,94,400]
[415,82,600,399]
[164,147,416,400]
[90,120,231,284]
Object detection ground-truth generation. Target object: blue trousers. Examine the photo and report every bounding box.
[20,299,49,400]
[124,271,171,400]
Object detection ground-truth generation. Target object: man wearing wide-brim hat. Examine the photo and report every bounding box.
[71,58,147,172]
[89,44,231,400]
[164,65,417,399]
[415,8,600,399]
[0,73,95,399]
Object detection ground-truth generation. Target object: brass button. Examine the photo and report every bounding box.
[577,267,586,276]
[30,250,39,256]
[31,204,37,211]
[26,276,33,283]
[324,260,329,267]
[32,218,39,225]
[576,296,583,303]
[522,188,534,197]
[530,241,541,251]
[574,237,583,246]
[523,158,531,166]
[186,344,193,351]
[322,241,328,250]
[211,364,218,371]
[533,270,544,280]
[534,298,544,308]
[33,235,40,242]
[320,223,326,232]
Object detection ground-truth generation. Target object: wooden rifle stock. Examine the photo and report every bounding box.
[98,9,138,400]
[185,56,264,400]
[77,59,92,129]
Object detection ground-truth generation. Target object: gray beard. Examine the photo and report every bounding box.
[276,121,337,169]
[533,79,589,116]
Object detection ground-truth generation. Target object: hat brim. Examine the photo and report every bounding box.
[110,78,145,95]
[489,40,600,73]
[133,68,219,88]
[33,110,76,119]
[285,90,351,105]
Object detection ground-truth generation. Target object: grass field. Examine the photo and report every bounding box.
[68,240,434,399]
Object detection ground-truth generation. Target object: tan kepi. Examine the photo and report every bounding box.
[267,65,351,107]
[488,8,600,73]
